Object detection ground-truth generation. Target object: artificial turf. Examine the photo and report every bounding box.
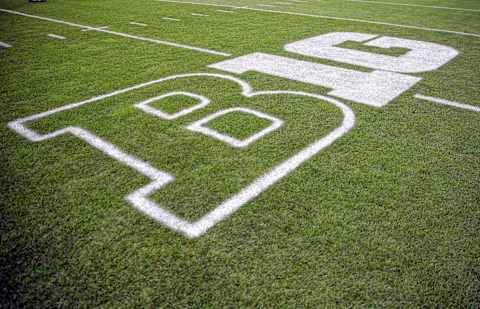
[1,0,479,307]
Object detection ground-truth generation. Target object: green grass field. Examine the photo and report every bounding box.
[1,0,479,307]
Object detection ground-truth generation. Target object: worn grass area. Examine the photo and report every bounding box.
[1,0,479,307]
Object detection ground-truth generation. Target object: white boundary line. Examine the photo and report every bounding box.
[47,33,66,40]
[216,9,235,13]
[162,17,181,21]
[154,0,480,38]
[81,26,109,32]
[347,0,480,13]
[8,73,355,238]
[0,41,12,48]
[415,94,480,113]
[191,13,209,16]
[0,8,231,56]
[129,22,148,26]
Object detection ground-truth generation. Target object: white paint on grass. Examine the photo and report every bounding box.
[284,32,458,73]
[210,52,420,107]
[154,0,480,38]
[136,92,210,120]
[216,9,235,13]
[81,26,109,32]
[191,13,209,16]
[347,0,480,13]
[47,33,66,40]
[257,4,277,8]
[162,17,181,21]
[0,41,12,48]
[129,22,148,26]
[186,107,283,148]
[8,73,355,238]
[0,8,231,56]
[415,94,480,113]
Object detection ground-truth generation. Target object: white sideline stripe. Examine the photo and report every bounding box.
[129,21,148,26]
[0,8,231,56]
[162,17,180,21]
[191,13,209,16]
[258,4,276,8]
[8,73,355,238]
[47,33,66,40]
[347,0,480,13]
[154,0,480,38]
[0,41,12,48]
[216,9,235,13]
[415,94,480,113]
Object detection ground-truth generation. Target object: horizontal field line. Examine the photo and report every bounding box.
[154,0,480,38]
[129,21,148,26]
[347,0,480,13]
[47,33,66,40]
[0,8,231,56]
[0,40,12,48]
[415,94,480,113]
[162,17,181,21]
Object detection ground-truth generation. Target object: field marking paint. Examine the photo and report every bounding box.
[216,9,235,13]
[136,92,211,120]
[8,73,355,238]
[154,0,480,38]
[347,0,480,13]
[0,41,12,48]
[81,26,109,32]
[284,32,459,73]
[162,17,181,21]
[258,4,277,8]
[129,21,148,26]
[210,52,421,107]
[191,13,209,16]
[47,34,66,40]
[415,94,480,113]
[0,8,231,56]
[186,107,284,148]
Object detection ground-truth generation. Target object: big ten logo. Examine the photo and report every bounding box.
[9,32,459,238]
[210,32,459,107]
[9,73,354,238]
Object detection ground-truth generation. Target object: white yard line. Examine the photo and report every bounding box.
[415,94,480,113]
[191,13,209,16]
[47,33,66,40]
[129,21,148,26]
[347,0,480,13]
[154,0,480,38]
[81,26,109,32]
[0,8,231,56]
[0,41,12,48]
[162,17,181,21]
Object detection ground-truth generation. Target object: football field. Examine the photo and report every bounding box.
[1,0,479,307]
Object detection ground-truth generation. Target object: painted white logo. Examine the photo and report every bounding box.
[210,32,458,107]
[8,32,462,238]
[8,73,355,238]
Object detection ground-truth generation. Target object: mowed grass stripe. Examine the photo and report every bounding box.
[154,0,480,38]
[0,8,232,56]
